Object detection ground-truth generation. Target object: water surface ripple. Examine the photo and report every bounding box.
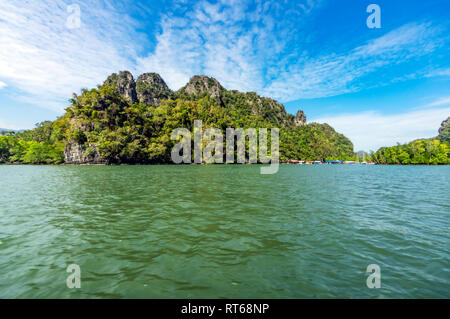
[0,165,448,298]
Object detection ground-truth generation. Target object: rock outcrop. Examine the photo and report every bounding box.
[64,142,106,164]
[438,116,450,142]
[294,110,307,126]
[175,75,303,127]
[136,73,173,107]
[438,117,449,135]
[62,71,312,164]
[236,91,295,126]
[104,71,137,103]
[178,75,224,99]
[99,72,304,128]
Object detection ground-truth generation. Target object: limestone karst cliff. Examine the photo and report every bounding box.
[438,116,449,142]
[0,70,355,165]
[294,110,306,126]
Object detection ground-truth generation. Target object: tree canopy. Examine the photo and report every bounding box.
[0,82,355,164]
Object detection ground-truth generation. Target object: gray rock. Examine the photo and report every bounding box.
[438,117,449,135]
[178,76,296,126]
[438,116,450,142]
[136,73,173,107]
[178,75,224,98]
[104,71,137,103]
[64,141,106,164]
[294,110,307,126]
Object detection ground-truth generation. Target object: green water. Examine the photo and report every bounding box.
[0,165,448,298]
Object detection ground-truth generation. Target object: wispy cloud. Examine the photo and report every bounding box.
[0,81,6,89]
[137,0,321,91]
[314,107,450,151]
[425,96,450,108]
[426,67,450,77]
[0,0,142,111]
[0,0,448,115]
[263,23,444,101]
[138,2,446,101]
[410,96,450,111]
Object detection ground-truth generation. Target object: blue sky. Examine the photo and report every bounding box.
[0,0,449,151]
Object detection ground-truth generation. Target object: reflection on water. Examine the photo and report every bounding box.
[0,165,449,298]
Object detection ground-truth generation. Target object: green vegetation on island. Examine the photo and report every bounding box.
[2,71,447,166]
[0,71,354,164]
[371,117,450,165]
[372,139,449,165]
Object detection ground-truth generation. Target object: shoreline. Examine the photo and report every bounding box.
[1,162,449,166]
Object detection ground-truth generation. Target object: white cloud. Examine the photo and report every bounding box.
[313,107,450,151]
[137,0,320,92]
[426,67,450,77]
[0,0,323,110]
[0,0,447,120]
[425,97,450,108]
[137,3,445,102]
[0,81,6,89]
[411,96,450,110]
[263,23,443,101]
[0,0,141,111]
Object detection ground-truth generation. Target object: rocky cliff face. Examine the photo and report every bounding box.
[294,110,306,126]
[242,92,295,126]
[100,71,304,127]
[439,117,449,135]
[64,71,310,164]
[104,71,175,107]
[175,75,299,126]
[438,116,450,142]
[178,75,224,99]
[136,73,173,106]
[104,71,137,104]
[64,142,106,164]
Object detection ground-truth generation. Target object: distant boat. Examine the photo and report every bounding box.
[325,160,341,164]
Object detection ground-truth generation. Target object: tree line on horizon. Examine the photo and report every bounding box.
[0,71,448,166]
[369,116,449,165]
